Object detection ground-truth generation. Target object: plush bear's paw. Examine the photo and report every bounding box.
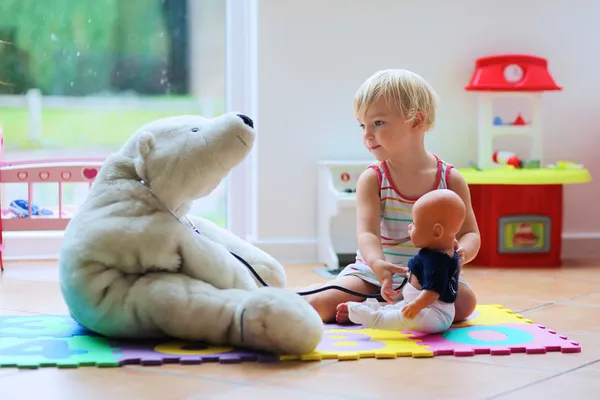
[234,287,323,354]
[248,262,286,288]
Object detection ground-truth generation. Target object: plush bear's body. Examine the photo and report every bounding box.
[58,113,323,354]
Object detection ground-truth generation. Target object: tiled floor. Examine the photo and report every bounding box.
[1,259,600,399]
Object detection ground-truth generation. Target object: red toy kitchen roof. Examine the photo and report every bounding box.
[465,54,562,92]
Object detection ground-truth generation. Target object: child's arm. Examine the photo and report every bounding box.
[449,168,481,266]
[355,168,385,267]
[355,168,406,301]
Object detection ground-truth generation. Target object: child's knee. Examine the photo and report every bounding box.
[306,293,335,322]
[454,283,477,321]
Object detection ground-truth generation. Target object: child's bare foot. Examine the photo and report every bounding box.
[335,302,350,324]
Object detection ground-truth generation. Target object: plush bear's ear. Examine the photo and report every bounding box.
[134,131,155,182]
[137,130,155,159]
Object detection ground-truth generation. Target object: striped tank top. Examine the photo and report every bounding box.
[355,154,454,267]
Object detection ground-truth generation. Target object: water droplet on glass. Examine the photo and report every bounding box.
[88,18,92,23]
[51,33,57,41]
[76,52,80,57]
[70,82,74,87]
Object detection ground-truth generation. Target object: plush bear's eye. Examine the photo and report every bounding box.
[191,128,199,132]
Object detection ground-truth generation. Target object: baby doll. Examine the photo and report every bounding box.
[345,188,466,333]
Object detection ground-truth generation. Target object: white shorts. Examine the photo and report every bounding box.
[347,281,455,333]
[338,261,471,290]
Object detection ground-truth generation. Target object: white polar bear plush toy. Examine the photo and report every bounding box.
[58,112,323,355]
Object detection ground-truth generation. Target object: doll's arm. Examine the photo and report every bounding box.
[402,290,440,319]
[449,168,481,266]
[403,254,446,318]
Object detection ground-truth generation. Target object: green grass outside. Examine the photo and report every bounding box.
[0,107,195,150]
[203,213,226,228]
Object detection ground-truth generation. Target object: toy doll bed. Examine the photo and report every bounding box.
[0,130,104,270]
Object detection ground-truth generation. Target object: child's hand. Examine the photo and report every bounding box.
[454,239,466,268]
[371,259,407,303]
[380,276,402,303]
[401,301,421,319]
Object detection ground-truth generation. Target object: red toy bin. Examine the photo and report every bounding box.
[469,183,563,267]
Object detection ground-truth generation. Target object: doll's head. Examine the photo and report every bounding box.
[408,189,466,251]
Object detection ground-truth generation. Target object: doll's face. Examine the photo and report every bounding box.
[408,219,432,249]
[408,189,466,250]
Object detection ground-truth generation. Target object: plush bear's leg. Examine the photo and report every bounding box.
[227,286,324,354]
[124,273,323,354]
[186,215,286,288]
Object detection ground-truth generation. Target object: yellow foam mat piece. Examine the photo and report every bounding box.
[452,304,533,327]
[281,327,433,361]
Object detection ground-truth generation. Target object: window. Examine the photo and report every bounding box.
[0,0,230,229]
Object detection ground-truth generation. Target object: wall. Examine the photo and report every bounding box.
[251,0,600,261]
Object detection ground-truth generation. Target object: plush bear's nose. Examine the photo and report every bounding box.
[237,114,254,128]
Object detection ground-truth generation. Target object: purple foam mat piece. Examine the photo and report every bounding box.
[109,339,280,365]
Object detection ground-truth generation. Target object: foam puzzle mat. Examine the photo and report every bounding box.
[0,305,581,369]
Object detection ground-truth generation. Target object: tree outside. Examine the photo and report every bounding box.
[0,0,228,227]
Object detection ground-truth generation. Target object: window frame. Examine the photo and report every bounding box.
[225,0,258,240]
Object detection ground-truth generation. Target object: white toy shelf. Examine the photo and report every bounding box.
[317,160,371,270]
[476,91,543,169]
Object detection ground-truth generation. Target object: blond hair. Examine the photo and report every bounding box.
[354,69,439,130]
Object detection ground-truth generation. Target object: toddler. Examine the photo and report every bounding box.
[305,69,481,324]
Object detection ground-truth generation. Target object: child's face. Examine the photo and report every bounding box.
[357,98,414,161]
